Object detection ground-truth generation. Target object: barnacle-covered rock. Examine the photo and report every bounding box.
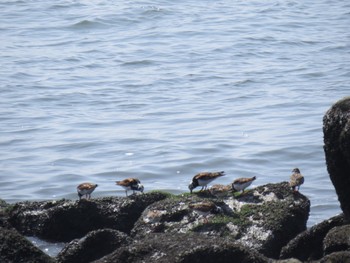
[131,182,310,258]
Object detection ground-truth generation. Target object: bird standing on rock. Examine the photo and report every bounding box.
[188,171,225,194]
[232,176,256,194]
[289,168,304,192]
[188,201,221,223]
[209,184,233,198]
[77,183,98,200]
[116,178,144,196]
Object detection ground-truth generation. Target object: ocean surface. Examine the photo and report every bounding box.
[1,0,349,238]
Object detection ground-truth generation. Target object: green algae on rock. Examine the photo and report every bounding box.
[131,182,310,258]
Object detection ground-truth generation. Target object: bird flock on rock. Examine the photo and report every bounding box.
[76,168,304,201]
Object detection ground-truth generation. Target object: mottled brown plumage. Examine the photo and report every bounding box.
[189,201,221,223]
[77,183,98,200]
[232,176,256,193]
[289,168,304,192]
[116,178,144,196]
[188,171,225,193]
[209,184,233,198]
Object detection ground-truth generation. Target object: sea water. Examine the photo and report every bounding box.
[1,0,349,238]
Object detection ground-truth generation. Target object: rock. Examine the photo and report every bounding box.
[323,97,350,221]
[0,199,12,229]
[8,192,169,242]
[323,224,350,256]
[94,232,269,263]
[319,251,350,263]
[57,229,131,263]
[0,226,54,263]
[280,213,346,261]
[274,259,302,263]
[131,182,310,258]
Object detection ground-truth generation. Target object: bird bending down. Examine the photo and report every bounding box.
[189,201,221,223]
[77,183,98,200]
[188,171,225,194]
[116,178,144,196]
[289,168,304,192]
[209,184,233,198]
[232,176,256,194]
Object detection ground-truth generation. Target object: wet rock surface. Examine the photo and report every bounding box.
[94,232,270,263]
[323,224,350,256]
[0,226,54,263]
[0,180,343,262]
[1,183,310,262]
[319,251,350,263]
[0,198,12,229]
[132,182,309,259]
[57,229,131,263]
[8,192,169,242]
[323,96,350,221]
[280,214,347,261]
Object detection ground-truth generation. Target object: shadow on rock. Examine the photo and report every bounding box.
[280,214,346,261]
[0,226,54,263]
[57,228,131,263]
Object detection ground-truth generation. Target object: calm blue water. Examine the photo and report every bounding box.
[1,0,349,229]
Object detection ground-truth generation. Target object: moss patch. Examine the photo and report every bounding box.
[190,206,254,235]
[0,200,12,216]
[146,190,174,199]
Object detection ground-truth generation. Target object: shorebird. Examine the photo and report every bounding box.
[116,178,144,196]
[232,176,256,194]
[188,171,225,194]
[188,201,221,223]
[77,183,98,200]
[289,168,304,192]
[209,184,233,198]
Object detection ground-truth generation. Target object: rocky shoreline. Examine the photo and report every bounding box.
[0,182,345,263]
[1,97,350,263]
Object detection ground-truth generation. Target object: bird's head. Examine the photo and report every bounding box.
[138,184,144,193]
[188,182,195,194]
[292,168,300,173]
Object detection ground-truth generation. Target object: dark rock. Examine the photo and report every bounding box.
[8,192,169,242]
[323,97,350,221]
[57,229,131,263]
[320,251,350,263]
[0,198,12,229]
[94,232,269,263]
[0,226,54,263]
[131,182,310,259]
[323,224,350,256]
[280,213,346,261]
[274,259,302,263]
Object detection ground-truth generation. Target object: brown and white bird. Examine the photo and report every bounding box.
[116,178,144,196]
[289,168,304,192]
[77,183,98,200]
[188,171,225,194]
[232,176,256,193]
[188,201,221,223]
[209,184,233,198]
